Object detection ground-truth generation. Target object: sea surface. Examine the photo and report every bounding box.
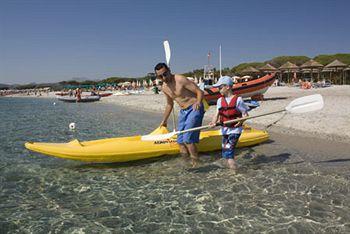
[1,97,350,233]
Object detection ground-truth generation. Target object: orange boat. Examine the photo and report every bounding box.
[204,73,276,105]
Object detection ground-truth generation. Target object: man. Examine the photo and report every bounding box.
[154,63,205,167]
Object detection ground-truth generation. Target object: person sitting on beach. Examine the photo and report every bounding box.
[91,87,98,96]
[154,62,206,168]
[209,76,249,170]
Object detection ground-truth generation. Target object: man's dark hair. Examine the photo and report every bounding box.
[154,63,169,71]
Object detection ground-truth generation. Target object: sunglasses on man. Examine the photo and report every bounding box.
[157,71,169,79]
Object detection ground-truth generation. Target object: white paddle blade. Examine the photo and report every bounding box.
[286,94,324,114]
[141,132,176,141]
[163,40,171,66]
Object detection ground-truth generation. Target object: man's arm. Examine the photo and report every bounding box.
[183,78,203,110]
[160,92,174,127]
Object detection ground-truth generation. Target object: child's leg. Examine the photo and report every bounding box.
[222,134,241,170]
[227,159,237,170]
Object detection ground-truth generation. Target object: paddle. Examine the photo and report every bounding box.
[141,94,324,141]
[163,40,177,130]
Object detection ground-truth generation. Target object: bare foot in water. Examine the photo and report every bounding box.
[228,159,237,171]
[191,157,199,168]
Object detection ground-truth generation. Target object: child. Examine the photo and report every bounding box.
[209,76,249,170]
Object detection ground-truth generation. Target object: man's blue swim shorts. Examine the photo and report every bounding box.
[222,133,241,159]
[177,103,205,144]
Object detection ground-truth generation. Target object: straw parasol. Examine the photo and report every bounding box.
[241,66,260,75]
[259,63,278,73]
[279,61,299,83]
[324,59,348,84]
[300,59,324,69]
[300,60,323,82]
[325,59,347,68]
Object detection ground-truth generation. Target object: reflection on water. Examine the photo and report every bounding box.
[0,97,349,233]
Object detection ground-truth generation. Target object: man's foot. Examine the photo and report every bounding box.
[181,153,190,160]
[191,156,199,168]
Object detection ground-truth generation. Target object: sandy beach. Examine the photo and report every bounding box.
[99,85,350,143]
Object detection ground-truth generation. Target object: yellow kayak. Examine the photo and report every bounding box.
[25,126,269,163]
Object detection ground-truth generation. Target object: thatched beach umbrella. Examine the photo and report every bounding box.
[241,66,260,75]
[279,61,299,83]
[325,59,347,68]
[300,59,323,82]
[259,63,278,73]
[324,59,347,84]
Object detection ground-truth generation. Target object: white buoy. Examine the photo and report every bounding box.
[53,102,56,106]
[69,122,76,130]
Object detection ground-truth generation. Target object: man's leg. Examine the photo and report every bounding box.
[179,143,189,158]
[181,103,204,167]
[185,143,199,167]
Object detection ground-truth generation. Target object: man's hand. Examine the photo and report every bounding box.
[160,120,167,127]
[192,101,201,110]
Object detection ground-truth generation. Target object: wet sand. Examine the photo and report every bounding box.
[250,131,350,177]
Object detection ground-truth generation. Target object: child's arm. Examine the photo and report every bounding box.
[234,112,248,127]
[209,109,220,127]
[234,97,249,127]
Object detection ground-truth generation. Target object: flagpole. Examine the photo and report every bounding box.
[219,45,222,78]
[208,51,210,66]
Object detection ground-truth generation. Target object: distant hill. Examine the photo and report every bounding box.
[232,62,266,74]
[313,53,350,65]
[265,56,311,67]
[0,84,12,89]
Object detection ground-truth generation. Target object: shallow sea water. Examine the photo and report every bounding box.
[0,97,349,233]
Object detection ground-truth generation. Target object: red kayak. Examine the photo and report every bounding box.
[204,73,276,105]
[98,92,113,97]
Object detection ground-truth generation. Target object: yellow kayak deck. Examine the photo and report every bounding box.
[25,126,269,163]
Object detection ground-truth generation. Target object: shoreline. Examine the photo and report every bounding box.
[4,86,350,144]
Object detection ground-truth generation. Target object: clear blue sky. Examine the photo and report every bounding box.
[1,0,349,84]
